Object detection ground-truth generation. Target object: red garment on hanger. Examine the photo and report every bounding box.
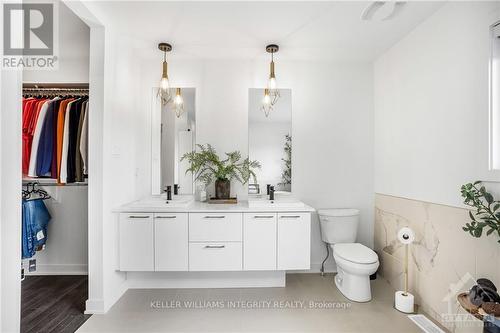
[22,99,37,174]
[22,99,48,175]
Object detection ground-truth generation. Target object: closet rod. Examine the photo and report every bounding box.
[23,83,89,89]
[22,87,89,97]
[22,88,89,93]
[22,88,89,91]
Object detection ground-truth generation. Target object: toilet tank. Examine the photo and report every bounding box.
[318,209,360,244]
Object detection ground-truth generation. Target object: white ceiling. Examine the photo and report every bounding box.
[83,1,444,62]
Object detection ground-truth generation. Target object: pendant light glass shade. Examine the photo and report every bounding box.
[260,88,273,117]
[173,88,185,118]
[262,44,280,116]
[157,43,173,105]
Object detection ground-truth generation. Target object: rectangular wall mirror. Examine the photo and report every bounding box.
[151,88,196,195]
[248,88,292,196]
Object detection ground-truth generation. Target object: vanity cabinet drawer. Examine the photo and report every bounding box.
[243,213,277,270]
[154,213,188,271]
[189,242,242,271]
[189,213,242,241]
[119,213,154,271]
[277,213,311,270]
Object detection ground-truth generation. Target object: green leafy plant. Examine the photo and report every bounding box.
[461,181,500,243]
[181,144,261,186]
[278,134,291,188]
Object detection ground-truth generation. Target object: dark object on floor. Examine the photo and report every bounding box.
[21,275,90,333]
[483,302,500,317]
[469,279,500,306]
[478,278,498,292]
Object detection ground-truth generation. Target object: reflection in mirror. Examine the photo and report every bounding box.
[248,88,292,196]
[160,88,196,194]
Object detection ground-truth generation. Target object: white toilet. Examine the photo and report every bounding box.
[318,209,379,302]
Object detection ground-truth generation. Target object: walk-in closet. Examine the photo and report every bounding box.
[19,2,91,332]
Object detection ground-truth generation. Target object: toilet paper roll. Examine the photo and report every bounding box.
[395,290,415,313]
[397,227,415,245]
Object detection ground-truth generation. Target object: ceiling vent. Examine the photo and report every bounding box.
[361,1,407,21]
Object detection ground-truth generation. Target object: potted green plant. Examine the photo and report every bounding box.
[461,181,500,243]
[181,144,261,199]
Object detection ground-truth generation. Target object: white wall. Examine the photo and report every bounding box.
[22,1,90,275]
[100,30,152,311]
[139,58,374,272]
[374,1,500,207]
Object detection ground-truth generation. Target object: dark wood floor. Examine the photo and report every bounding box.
[21,275,91,333]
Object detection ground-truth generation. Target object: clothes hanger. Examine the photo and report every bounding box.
[23,182,51,200]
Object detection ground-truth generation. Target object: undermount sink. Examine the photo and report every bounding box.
[247,198,305,208]
[131,195,194,208]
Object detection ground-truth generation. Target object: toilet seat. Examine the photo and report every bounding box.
[333,243,378,264]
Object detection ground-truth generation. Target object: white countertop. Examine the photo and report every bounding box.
[116,198,315,213]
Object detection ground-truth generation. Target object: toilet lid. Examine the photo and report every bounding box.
[333,243,378,264]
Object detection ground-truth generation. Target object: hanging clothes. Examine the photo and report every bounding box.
[21,198,51,259]
[26,99,48,172]
[66,98,87,183]
[56,98,74,182]
[80,102,89,176]
[75,100,87,182]
[28,99,51,177]
[59,99,75,184]
[22,99,37,174]
[36,97,61,177]
[22,95,89,183]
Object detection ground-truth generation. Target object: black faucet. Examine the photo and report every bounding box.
[166,185,172,201]
[269,186,275,201]
[174,184,179,195]
[267,184,271,195]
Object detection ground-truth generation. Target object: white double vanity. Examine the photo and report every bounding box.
[116,87,316,288]
[117,199,314,278]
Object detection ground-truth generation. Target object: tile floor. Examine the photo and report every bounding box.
[78,274,427,333]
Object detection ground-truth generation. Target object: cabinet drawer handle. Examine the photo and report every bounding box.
[253,216,274,219]
[204,245,225,249]
[280,215,301,219]
[203,216,226,219]
[156,216,176,219]
[128,215,150,219]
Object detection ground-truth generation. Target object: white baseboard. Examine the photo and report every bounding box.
[24,264,88,276]
[84,279,128,314]
[85,298,105,314]
[125,271,286,289]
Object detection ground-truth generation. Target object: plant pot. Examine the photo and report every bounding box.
[215,179,230,199]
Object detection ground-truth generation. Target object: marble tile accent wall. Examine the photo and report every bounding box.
[375,194,500,333]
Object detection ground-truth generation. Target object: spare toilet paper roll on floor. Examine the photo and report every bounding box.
[395,291,415,313]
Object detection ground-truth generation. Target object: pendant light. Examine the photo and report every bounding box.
[157,42,172,105]
[261,88,273,117]
[261,44,280,117]
[173,87,185,118]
